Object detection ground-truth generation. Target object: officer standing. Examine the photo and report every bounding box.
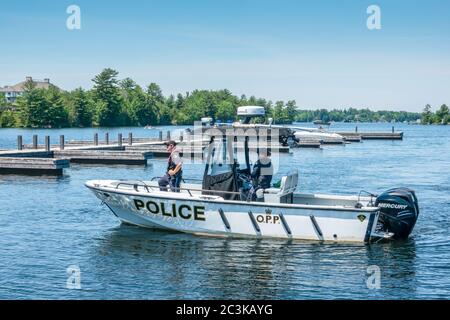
[158,140,183,192]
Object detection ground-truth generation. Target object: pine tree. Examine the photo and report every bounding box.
[44,85,69,127]
[71,88,92,127]
[143,83,163,125]
[92,68,123,126]
[436,104,449,124]
[285,100,297,121]
[421,104,433,124]
[16,80,47,127]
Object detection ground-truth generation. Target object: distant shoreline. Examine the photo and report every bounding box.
[1,121,447,130]
[1,68,447,128]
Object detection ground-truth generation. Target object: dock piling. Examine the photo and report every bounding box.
[392,126,395,133]
[167,131,171,140]
[33,134,37,150]
[60,135,65,150]
[17,135,23,151]
[94,133,99,146]
[45,136,50,152]
[105,133,109,145]
[355,126,358,133]
[128,132,133,146]
[118,133,122,147]
[159,131,163,141]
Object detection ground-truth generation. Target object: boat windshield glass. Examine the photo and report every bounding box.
[207,138,234,175]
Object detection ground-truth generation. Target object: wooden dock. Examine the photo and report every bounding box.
[0,157,70,175]
[0,126,405,176]
[294,140,322,148]
[337,132,403,140]
[126,145,205,158]
[126,140,291,157]
[343,135,362,142]
[53,150,152,165]
[240,145,291,153]
[321,138,346,145]
[0,133,159,174]
[0,150,53,158]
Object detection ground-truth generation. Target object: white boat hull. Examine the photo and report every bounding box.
[86,180,384,243]
[294,131,345,143]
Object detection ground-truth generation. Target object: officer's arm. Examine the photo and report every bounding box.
[251,161,260,178]
[172,163,182,175]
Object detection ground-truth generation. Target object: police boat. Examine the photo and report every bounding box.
[85,132,419,243]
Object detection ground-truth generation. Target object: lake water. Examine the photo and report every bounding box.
[0,123,449,299]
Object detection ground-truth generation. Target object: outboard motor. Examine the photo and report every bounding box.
[375,188,419,239]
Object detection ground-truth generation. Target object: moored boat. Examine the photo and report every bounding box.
[313,120,331,125]
[293,128,345,144]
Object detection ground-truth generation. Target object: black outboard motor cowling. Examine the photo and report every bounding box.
[375,188,419,239]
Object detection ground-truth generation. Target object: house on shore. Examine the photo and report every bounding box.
[0,76,58,104]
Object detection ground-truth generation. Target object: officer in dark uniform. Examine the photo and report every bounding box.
[158,140,183,192]
[251,149,273,200]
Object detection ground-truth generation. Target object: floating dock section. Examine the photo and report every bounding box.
[337,132,403,140]
[294,140,322,148]
[53,150,152,165]
[0,157,70,175]
[0,150,53,158]
[126,145,205,158]
[0,127,405,176]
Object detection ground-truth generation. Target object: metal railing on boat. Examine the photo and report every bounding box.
[113,180,242,199]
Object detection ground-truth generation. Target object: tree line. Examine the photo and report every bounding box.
[0,68,433,128]
[421,104,449,125]
[294,108,421,123]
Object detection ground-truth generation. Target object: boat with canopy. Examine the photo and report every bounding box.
[85,126,419,242]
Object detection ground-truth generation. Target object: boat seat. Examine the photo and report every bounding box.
[264,170,298,203]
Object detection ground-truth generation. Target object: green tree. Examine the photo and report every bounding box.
[285,100,297,121]
[162,95,176,125]
[180,90,211,124]
[129,87,151,126]
[0,92,6,107]
[158,104,173,125]
[436,104,449,124]
[0,110,18,127]
[16,80,48,127]
[272,101,291,124]
[421,104,433,124]
[239,94,248,105]
[215,100,235,121]
[70,88,92,127]
[120,78,137,97]
[144,83,164,125]
[120,78,144,126]
[44,85,69,127]
[175,93,185,110]
[92,68,123,126]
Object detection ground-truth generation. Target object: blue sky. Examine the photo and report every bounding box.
[1,0,449,111]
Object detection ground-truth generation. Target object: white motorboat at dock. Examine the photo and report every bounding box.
[208,106,346,145]
[292,126,346,144]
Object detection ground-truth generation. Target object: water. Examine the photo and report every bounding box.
[0,123,449,299]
